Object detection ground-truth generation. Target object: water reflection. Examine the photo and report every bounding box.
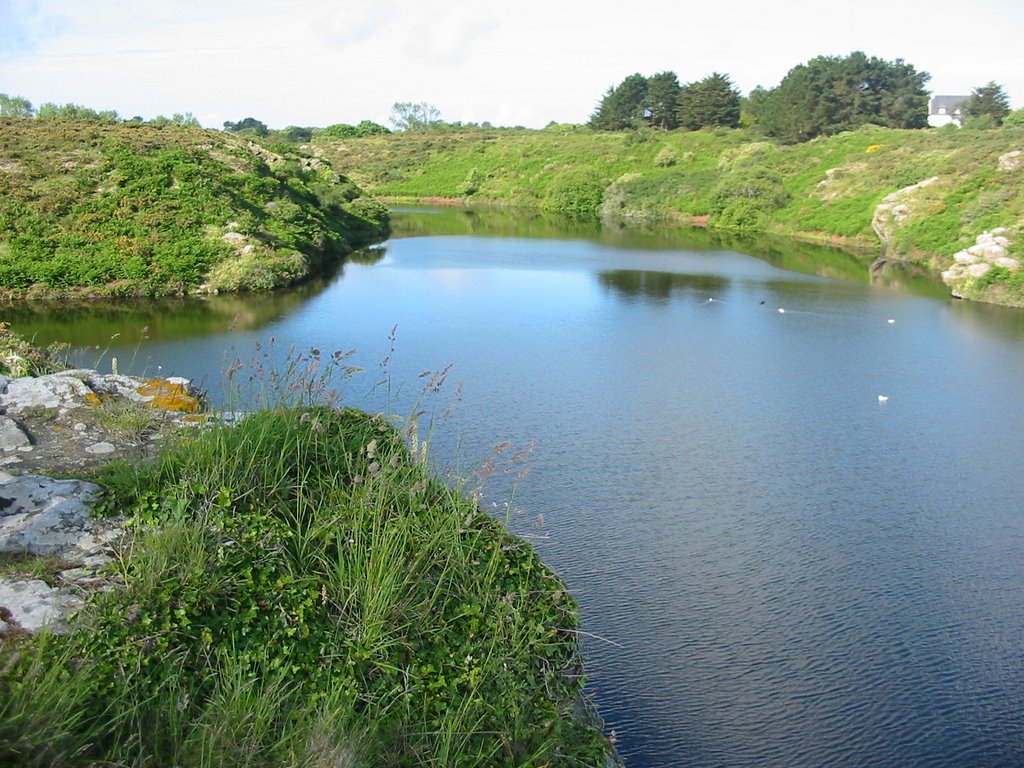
[598,270,729,301]
[1,264,343,349]
[389,205,608,241]
[346,245,387,266]
[391,207,949,297]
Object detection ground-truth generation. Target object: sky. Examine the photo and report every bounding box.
[2,0,1022,130]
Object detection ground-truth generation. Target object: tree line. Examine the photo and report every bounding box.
[0,94,204,126]
[589,52,1016,142]
[3,59,1017,144]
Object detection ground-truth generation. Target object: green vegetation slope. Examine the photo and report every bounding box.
[0,120,389,298]
[317,123,1024,307]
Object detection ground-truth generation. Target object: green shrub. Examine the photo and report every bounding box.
[654,147,677,167]
[459,167,483,195]
[541,171,606,218]
[710,165,789,231]
[1004,109,1024,128]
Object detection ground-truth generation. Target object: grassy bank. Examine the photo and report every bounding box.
[317,123,1024,306]
[0,120,389,299]
[0,383,613,766]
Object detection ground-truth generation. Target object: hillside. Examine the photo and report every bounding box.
[0,120,389,298]
[315,124,1024,307]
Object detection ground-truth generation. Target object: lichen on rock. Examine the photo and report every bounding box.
[1,369,205,474]
[0,367,203,636]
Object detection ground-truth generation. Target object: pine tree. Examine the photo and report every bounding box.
[677,73,741,131]
[963,82,1011,125]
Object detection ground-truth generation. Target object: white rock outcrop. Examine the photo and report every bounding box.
[871,176,940,250]
[0,415,31,452]
[0,369,203,635]
[0,578,83,634]
[942,229,1019,293]
[998,150,1023,172]
[1,369,204,473]
[0,472,102,556]
[0,471,124,635]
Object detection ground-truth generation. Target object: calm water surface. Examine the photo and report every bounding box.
[9,210,1024,767]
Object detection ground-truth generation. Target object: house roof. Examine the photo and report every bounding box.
[930,95,970,114]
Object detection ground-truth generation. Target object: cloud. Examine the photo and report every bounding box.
[317,1,395,48]
[1,0,1021,127]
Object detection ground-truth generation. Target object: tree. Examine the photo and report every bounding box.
[172,112,200,128]
[753,52,930,142]
[389,102,442,132]
[355,119,390,136]
[223,117,269,136]
[643,72,681,130]
[676,72,741,130]
[35,102,118,121]
[151,113,199,128]
[319,120,390,139]
[741,86,771,127]
[589,73,648,130]
[0,93,33,118]
[963,81,1011,126]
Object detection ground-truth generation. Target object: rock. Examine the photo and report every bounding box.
[872,176,940,251]
[0,578,82,634]
[968,242,1007,259]
[0,416,31,451]
[1,372,98,416]
[0,368,210,636]
[0,369,205,475]
[998,150,1023,172]
[0,472,102,557]
[942,229,1018,301]
[0,470,125,635]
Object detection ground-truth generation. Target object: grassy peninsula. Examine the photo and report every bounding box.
[317,123,1024,307]
[0,349,614,767]
[0,120,389,299]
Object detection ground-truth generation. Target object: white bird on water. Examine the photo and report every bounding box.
[878,395,889,403]
[777,307,785,314]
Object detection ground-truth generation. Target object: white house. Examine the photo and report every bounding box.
[928,95,970,127]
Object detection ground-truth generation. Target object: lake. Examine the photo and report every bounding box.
[8,208,1024,767]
